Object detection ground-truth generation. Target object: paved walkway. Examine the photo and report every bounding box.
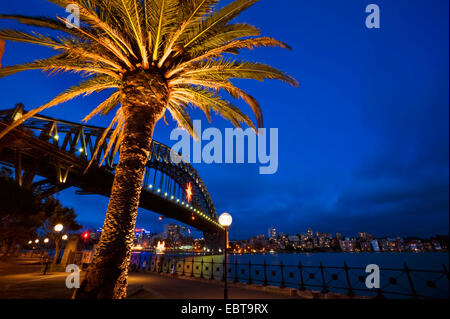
[0,258,299,299]
[127,272,298,299]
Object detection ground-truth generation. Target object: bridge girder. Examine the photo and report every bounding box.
[0,105,223,239]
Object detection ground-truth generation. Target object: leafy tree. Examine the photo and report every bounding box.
[39,197,82,265]
[0,168,41,259]
[0,0,298,298]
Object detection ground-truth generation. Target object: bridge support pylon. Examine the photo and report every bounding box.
[204,231,225,253]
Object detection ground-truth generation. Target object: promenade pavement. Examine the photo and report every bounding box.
[0,257,300,299]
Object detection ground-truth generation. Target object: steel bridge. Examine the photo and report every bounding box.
[0,104,224,246]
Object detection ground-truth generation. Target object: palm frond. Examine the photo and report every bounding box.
[185,37,290,66]
[99,109,126,166]
[158,0,219,66]
[186,23,260,56]
[173,59,299,87]
[82,91,121,122]
[183,0,259,48]
[85,107,124,171]
[170,78,263,127]
[167,101,199,140]
[0,75,120,139]
[116,0,148,67]
[145,0,180,61]
[171,86,257,131]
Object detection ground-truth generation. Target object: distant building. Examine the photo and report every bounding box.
[359,232,374,240]
[432,241,442,251]
[340,240,355,252]
[371,240,380,252]
[359,241,372,252]
[268,227,277,239]
[288,235,300,243]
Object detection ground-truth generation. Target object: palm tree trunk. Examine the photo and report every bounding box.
[75,70,168,299]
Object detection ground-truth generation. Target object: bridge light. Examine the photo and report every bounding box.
[53,134,59,140]
[185,183,193,203]
[148,184,153,189]
[171,196,174,200]
[79,148,84,153]
[177,199,180,203]
[157,189,161,193]
[181,201,184,205]
[164,192,168,197]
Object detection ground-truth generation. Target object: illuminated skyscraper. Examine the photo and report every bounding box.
[268,227,277,239]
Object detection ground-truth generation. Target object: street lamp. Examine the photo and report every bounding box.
[218,212,233,300]
[54,224,64,232]
[62,234,68,241]
[43,238,49,243]
[34,239,39,244]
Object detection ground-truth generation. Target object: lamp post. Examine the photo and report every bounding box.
[218,212,233,299]
[53,224,64,266]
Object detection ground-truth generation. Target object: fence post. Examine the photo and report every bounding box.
[298,261,305,291]
[234,259,238,283]
[138,254,142,271]
[280,261,286,288]
[343,262,354,297]
[166,258,171,274]
[190,258,194,277]
[404,262,418,299]
[222,258,226,281]
[211,259,215,280]
[320,262,328,293]
[159,256,163,273]
[182,257,185,276]
[248,261,252,285]
[263,260,268,286]
[443,264,449,281]
[200,258,204,279]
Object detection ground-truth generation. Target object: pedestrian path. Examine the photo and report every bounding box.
[0,258,301,299]
[127,272,300,299]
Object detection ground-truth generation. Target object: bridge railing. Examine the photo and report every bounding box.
[129,253,449,299]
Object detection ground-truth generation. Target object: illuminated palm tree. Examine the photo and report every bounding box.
[0,0,297,298]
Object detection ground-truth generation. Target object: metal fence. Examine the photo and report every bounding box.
[130,253,449,299]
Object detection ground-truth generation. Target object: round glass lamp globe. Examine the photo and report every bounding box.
[54,224,64,232]
[219,213,233,227]
[43,238,49,243]
[62,235,68,240]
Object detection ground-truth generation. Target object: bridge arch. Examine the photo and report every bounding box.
[0,104,223,243]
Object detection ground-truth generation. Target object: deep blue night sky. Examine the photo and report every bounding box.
[0,0,448,239]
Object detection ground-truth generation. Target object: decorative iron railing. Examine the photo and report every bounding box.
[130,253,449,299]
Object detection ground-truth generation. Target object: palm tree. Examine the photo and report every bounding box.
[0,0,298,298]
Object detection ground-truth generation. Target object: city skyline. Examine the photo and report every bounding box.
[0,0,448,239]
